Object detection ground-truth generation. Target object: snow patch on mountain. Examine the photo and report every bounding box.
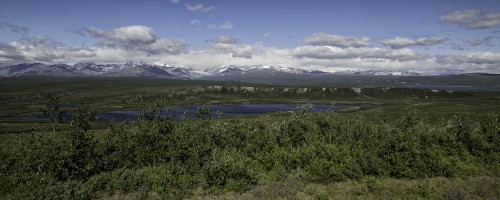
[0,62,208,78]
[334,69,422,76]
[203,65,327,76]
[0,62,428,78]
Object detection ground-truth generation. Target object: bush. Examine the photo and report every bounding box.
[203,149,258,192]
[2,101,500,199]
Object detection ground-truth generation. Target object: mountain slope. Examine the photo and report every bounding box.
[0,62,432,79]
[203,65,327,76]
[0,62,206,79]
[333,69,422,76]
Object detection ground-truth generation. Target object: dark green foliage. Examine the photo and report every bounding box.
[203,149,258,191]
[195,105,212,120]
[64,102,99,180]
[40,92,68,132]
[1,100,500,199]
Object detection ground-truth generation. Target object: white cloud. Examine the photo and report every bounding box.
[170,0,180,4]
[213,43,254,58]
[436,52,500,65]
[83,25,187,55]
[292,46,424,61]
[185,4,214,12]
[0,43,27,61]
[415,36,448,46]
[213,35,239,44]
[219,22,233,30]
[85,26,156,46]
[463,52,500,65]
[450,36,495,50]
[262,33,271,38]
[190,20,202,26]
[380,37,414,49]
[440,10,500,29]
[206,36,252,58]
[190,19,203,30]
[381,36,448,49]
[304,33,371,48]
[465,37,493,47]
[206,24,217,30]
[206,22,234,30]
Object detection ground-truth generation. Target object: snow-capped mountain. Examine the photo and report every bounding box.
[70,63,116,75]
[0,62,426,79]
[150,62,209,78]
[334,69,422,76]
[203,65,327,76]
[0,63,76,77]
[0,62,207,79]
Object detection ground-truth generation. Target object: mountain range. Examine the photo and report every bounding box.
[0,62,425,79]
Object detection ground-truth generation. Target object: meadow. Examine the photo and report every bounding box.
[0,76,499,199]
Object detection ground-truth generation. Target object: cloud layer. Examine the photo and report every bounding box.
[83,26,187,55]
[440,10,500,29]
[185,4,214,12]
[190,20,233,30]
[1,23,30,36]
[1,25,499,75]
[381,36,449,49]
[304,33,371,48]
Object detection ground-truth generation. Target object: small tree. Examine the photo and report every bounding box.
[41,93,67,132]
[397,96,419,132]
[295,103,315,118]
[216,110,224,118]
[66,101,98,180]
[327,101,336,114]
[69,101,98,132]
[196,105,212,120]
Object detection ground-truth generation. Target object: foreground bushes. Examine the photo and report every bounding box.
[1,105,499,199]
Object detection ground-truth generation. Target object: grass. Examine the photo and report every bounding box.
[181,176,500,199]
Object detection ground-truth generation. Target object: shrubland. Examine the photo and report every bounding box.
[1,96,499,199]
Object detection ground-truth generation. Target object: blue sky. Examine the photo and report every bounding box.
[1,0,499,74]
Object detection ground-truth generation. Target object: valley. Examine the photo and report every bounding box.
[0,76,499,199]
[2,0,500,199]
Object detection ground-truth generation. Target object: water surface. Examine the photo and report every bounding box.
[18,104,380,122]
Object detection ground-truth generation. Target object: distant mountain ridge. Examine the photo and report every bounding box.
[0,62,329,78]
[0,62,206,79]
[333,69,423,76]
[203,65,327,76]
[0,62,442,79]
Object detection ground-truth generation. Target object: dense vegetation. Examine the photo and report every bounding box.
[0,77,499,199]
[1,96,499,199]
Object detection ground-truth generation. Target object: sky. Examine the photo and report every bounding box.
[0,0,499,74]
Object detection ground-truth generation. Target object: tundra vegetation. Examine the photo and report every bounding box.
[0,77,499,199]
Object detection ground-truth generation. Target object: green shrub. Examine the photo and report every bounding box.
[2,101,500,199]
[203,149,258,192]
